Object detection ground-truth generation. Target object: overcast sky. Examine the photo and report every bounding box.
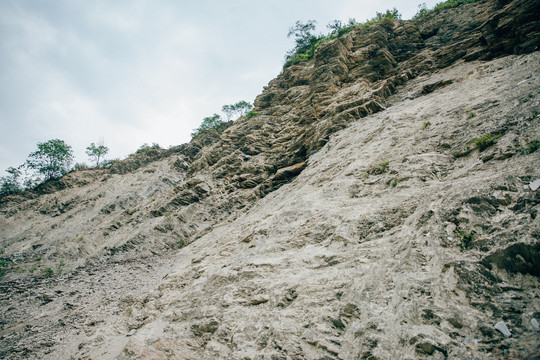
[0,0,441,174]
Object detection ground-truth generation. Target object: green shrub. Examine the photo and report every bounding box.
[414,0,482,19]
[100,159,119,168]
[222,101,253,121]
[246,110,258,119]
[471,134,500,151]
[455,229,475,250]
[73,163,89,171]
[362,8,401,28]
[0,167,23,197]
[191,114,225,138]
[136,143,161,154]
[283,9,400,69]
[378,161,390,173]
[368,160,390,175]
[433,0,481,12]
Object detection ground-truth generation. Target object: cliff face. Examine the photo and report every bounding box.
[1,0,540,359]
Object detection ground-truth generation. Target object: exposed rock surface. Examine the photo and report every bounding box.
[1,0,540,359]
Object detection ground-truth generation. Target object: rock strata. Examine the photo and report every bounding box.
[1,0,539,359]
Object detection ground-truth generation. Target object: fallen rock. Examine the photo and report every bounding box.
[529,178,540,191]
[495,321,512,337]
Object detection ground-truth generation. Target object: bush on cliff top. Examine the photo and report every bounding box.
[414,0,483,19]
[284,9,401,69]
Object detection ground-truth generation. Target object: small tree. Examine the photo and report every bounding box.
[26,139,74,180]
[222,101,254,121]
[86,142,109,166]
[233,100,253,118]
[326,20,344,35]
[284,20,325,67]
[222,104,234,121]
[191,114,225,138]
[287,20,318,54]
[0,167,22,197]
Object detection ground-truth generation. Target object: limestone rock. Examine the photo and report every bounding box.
[1,1,539,359]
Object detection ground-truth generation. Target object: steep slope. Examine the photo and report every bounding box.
[81,52,540,360]
[1,0,539,359]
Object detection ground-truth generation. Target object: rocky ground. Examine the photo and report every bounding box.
[1,0,539,359]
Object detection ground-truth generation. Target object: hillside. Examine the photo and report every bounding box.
[1,0,539,359]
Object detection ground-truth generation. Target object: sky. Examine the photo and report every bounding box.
[0,0,441,174]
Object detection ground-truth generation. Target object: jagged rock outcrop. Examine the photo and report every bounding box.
[1,0,539,359]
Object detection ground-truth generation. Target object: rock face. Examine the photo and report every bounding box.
[1,0,540,359]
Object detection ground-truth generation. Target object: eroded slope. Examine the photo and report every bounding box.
[96,53,540,359]
[0,0,539,359]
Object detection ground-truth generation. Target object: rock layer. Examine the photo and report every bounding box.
[1,0,539,359]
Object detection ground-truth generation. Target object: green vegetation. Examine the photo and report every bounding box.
[246,110,259,119]
[86,141,109,167]
[378,161,390,173]
[452,146,472,158]
[191,114,225,138]
[127,208,138,215]
[136,143,161,154]
[455,229,475,250]
[433,0,481,12]
[284,20,326,68]
[284,9,401,69]
[471,134,501,151]
[101,159,119,168]
[422,121,431,130]
[466,110,476,119]
[414,0,482,19]
[73,162,89,171]
[0,167,23,197]
[1,138,79,198]
[26,139,74,181]
[369,160,390,175]
[453,134,501,157]
[222,101,253,121]
[362,9,401,28]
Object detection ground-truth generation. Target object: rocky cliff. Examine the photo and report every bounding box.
[1,0,539,359]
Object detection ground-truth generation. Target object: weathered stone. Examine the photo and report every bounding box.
[1,2,539,359]
[273,162,307,181]
[495,321,512,337]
